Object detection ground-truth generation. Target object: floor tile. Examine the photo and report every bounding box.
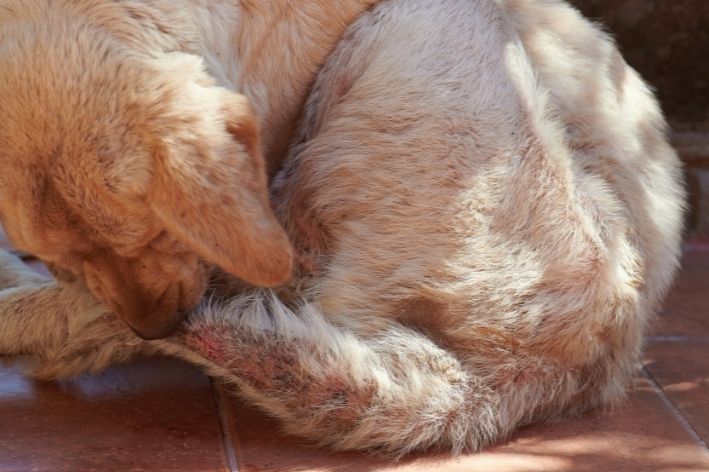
[646,341,709,446]
[223,377,709,472]
[0,357,228,472]
[653,248,709,338]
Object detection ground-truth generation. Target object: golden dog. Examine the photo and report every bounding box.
[0,0,686,454]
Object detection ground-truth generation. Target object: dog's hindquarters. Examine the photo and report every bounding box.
[265,0,685,451]
[165,294,503,454]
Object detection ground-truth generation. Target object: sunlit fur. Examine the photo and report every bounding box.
[0,0,292,338]
[0,0,685,455]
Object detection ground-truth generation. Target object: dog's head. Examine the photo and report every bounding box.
[0,8,292,338]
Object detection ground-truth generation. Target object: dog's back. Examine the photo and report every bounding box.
[255,0,685,451]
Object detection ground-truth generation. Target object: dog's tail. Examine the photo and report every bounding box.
[157,290,576,456]
[157,291,498,455]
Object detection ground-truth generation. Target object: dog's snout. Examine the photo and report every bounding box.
[108,282,198,340]
[81,251,207,340]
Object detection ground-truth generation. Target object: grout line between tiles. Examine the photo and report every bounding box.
[210,379,240,472]
[642,367,709,450]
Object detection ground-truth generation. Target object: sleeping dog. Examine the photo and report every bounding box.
[0,0,685,454]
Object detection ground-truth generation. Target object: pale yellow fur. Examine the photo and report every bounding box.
[0,0,686,455]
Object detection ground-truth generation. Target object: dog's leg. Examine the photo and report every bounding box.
[0,249,60,355]
[0,250,153,378]
[0,250,502,454]
[0,282,154,378]
[0,251,503,454]
[153,293,505,456]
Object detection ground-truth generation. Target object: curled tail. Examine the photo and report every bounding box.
[159,291,505,455]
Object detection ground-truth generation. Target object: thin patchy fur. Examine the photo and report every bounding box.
[0,0,686,455]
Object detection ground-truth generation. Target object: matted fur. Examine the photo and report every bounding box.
[0,0,686,455]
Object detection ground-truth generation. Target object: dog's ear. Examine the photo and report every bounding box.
[149,88,293,287]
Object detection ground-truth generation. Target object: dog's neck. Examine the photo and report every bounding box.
[190,0,381,174]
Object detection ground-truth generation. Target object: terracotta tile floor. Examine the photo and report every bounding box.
[1,227,709,471]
